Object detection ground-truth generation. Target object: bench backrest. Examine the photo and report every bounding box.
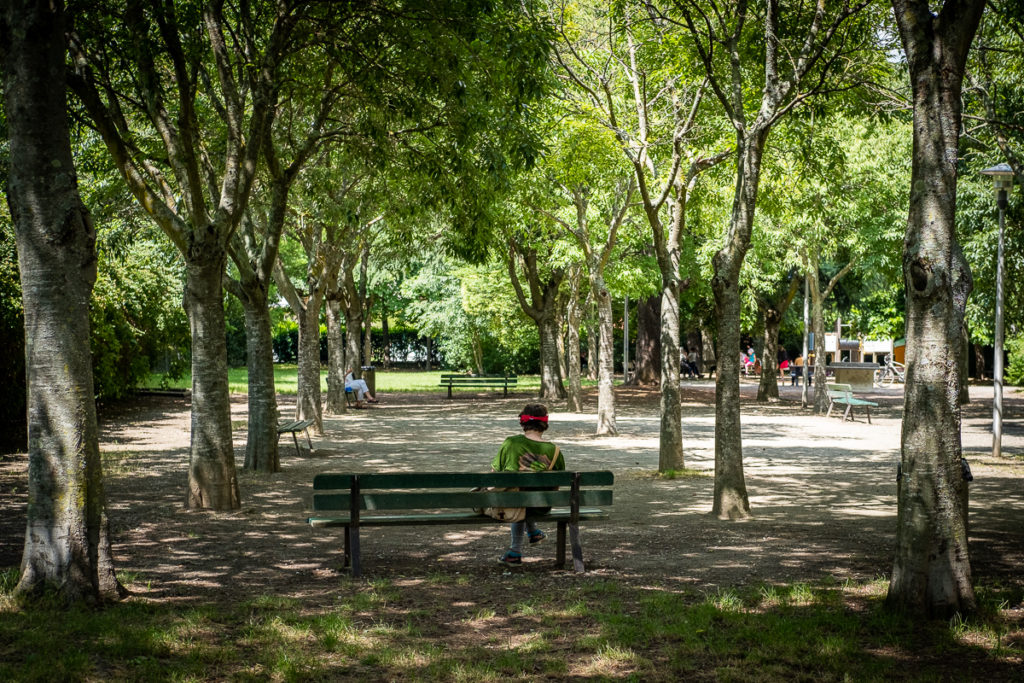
[827,383,853,396]
[312,471,613,513]
[439,374,517,381]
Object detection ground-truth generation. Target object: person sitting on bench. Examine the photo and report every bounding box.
[491,404,565,566]
[344,368,378,407]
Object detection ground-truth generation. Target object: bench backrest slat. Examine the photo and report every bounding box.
[312,488,612,512]
[313,471,613,489]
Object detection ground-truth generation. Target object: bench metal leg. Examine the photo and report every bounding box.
[303,427,313,453]
[844,404,853,422]
[866,407,872,425]
[826,401,834,418]
[569,523,584,572]
[556,521,567,568]
[291,431,301,457]
[347,526,361,578]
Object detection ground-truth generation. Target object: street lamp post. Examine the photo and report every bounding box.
[981,163,1015,457]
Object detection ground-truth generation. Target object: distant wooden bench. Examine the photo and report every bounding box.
[826,383,879,423]
[308,470,613,577]
[277,418,314,456]
[439,373,517,399]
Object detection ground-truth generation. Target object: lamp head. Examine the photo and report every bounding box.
[981,163,1015,195]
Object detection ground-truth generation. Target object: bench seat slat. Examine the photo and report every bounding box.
[313,489,612,512]
[308,507,609,528]
[313,471,614,489]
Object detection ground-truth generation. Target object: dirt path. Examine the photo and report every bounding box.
[2,381,1022,603]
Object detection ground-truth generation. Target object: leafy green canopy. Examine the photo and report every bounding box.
[304,0,557,261]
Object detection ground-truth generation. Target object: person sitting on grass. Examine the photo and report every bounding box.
[492,403,565,566]
[344,367,378,408]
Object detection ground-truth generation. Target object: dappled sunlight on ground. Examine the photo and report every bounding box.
[1,382,1021,607]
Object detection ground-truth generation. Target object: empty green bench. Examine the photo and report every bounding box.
[277,418,314,456]
[826,383,879,423]
[439,374,518,399]
[308,470,613,577]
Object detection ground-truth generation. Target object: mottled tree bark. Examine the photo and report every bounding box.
[324,295,347,414]
[4,0,123,604]
[294,291,324,433]
[184,252,241,508]
[887,0,982,618]
[710,134,766,520]
[632,294,662,385]
[234,281,279,472]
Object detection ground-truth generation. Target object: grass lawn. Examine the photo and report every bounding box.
[144,367,602,395]
[1,571,1018,681]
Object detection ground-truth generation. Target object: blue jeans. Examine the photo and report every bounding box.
[509,520,541,554]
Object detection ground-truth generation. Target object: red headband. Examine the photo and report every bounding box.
[520,414,548,424]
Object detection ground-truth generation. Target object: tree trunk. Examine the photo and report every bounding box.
[555,305,567,382]
[595,280,617,435]
[959,323,970,405]
[972,342,985,380]
[808,261,830,414]
[700,323,716,376]
[345,307,363,380]
[710,133,766,521]
[295,292,324,434]
[5,0,122,603]
[632,294,661,385]
[756,308,783,402]
[887,0,982,617]
[325,296,347,414]
[586,316,600,381]
[184,250,241,509]
[363,306,373,369]
[239,289,279,472]
[565,276,584,413]
[756,277,800,403]
[658,281,684,471]
[539,315,566,399]
[382,308,392,370]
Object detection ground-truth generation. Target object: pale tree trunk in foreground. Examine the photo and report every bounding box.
[4,0,122,603]
[887,0,982,618]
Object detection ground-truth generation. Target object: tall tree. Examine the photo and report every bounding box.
[669,0,873,519]
[886,0,984,618]
[66,0,301,508]
[534,118,634,433]
[508,233,568,399]
[2,0,122,603]
[555,3,727,470]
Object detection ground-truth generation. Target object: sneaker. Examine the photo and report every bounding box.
[528,530,546,544]
[498,551,522,566]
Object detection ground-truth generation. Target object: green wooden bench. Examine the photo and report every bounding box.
[308,470,613,577]
[277,418,314,456]
[439,373,517,399]
[826,383,879,424]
